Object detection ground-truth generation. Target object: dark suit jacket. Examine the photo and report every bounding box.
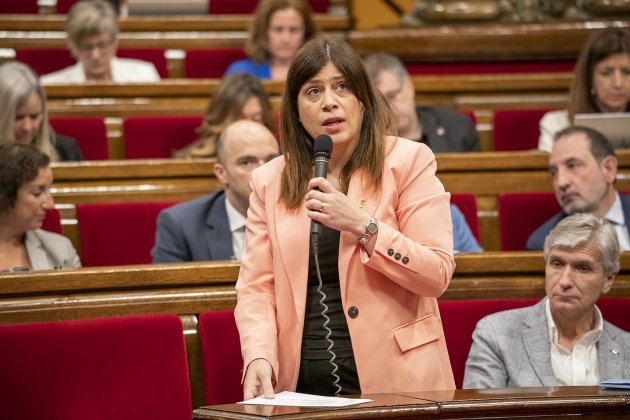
[416,106,480,153]
[54,134,84,161]
[526,194,630,250]
[463,298,630,388]
[151,190,234,263]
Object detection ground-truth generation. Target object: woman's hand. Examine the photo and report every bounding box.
[243,358,275,400]
[305,177,370,240]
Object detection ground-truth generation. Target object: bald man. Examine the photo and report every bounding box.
[152,120,280,262]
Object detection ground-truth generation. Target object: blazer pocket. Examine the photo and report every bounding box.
[393,314,442,353]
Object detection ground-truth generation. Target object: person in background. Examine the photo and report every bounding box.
[153,120,280,262]
[363,52,480,153]
[41,0,160,84]
[173,73,275,158]
[0,143,81,272]
[464,213,630,388]
[527,126,630,251]
[538,27,630,152]
[236,38,455,399]
[224,0,317,81]
[0,62,83,162]
[451,204,483,252]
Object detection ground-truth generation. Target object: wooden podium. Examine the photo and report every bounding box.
[193,386,630,419]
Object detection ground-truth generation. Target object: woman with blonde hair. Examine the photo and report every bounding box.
[0,62,83,161]
[173,72,275,158]
[538,27,630,151]
[224,0,317,80]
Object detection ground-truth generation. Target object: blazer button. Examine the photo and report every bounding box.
[402,256,409,264]
[394,252,401,260]
[388,248,395,256]
[348,306,359,319]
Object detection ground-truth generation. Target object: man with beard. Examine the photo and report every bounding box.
[526,126,630,251]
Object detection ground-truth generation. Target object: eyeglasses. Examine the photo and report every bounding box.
[77,38,114,54]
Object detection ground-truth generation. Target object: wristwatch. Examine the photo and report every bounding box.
[358,217,379,245]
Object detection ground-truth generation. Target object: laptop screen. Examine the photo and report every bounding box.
[574,113,630,148]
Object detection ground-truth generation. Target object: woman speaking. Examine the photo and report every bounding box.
[235,38,455,398]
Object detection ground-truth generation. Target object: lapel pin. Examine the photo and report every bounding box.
[436,126,445,136]
[612,349,620,356]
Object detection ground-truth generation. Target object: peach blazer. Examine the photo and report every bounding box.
[235,136,456,394]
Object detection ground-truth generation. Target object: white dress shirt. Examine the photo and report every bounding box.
[224,198,246,260]
[546,299,603,386]
[41,57,160,84]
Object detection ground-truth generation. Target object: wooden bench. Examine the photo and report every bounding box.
[1,253,629,407]
[49,150,630,252]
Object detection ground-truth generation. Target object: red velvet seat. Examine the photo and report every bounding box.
[17,48,168,79]
[56,0,80,13]
[451,193,481,243]
[198,310,243,405]
[41,208,63,235]
[493,108,552,151]
[0,1,38,13]
[0,314,192,420]
[50,117,110,160]
[498,192,560,250]
[185,49,247,78]
[123,116,203,159]
[77,201,177,266]
[208,0,328,13]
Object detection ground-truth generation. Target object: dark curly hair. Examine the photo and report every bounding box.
[0,142,50,217]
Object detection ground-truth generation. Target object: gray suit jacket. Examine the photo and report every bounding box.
[463,299,630,388]
[151,190,234,263]
[25,229,81,270]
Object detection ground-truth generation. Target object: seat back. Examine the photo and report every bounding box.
[598,296,630,333]
[0,314,192,420]
[123,116,203,159]
[50,117,110,160]
[208,0,328,13]
[185,49,247,78]
[451,193,481,243]
[77,201,177,266]
[438,298,538,389]
[56,0,80,13]
[41,208,63,235]
[198,310,243,405]
[498,192,560,250]
[0,0,38,13]
[493,109,552,151]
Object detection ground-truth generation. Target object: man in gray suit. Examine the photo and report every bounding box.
[464,213,630,388]
[362,52,480,153]
[152,120,279,263]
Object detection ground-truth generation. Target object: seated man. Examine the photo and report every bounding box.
[464,213,630,388]
[527,126,630,251]
[41,0,160,84]
[152,120,279,262]
[363,52,480,153]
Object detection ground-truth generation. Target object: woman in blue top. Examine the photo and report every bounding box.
[225,0,317,81]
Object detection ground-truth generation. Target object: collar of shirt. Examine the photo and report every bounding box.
[224,198,246,234]
[604,192,625,227]
[545,298,603,351]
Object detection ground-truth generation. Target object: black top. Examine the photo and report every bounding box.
[54,134,84,161]
[301,225,354,359]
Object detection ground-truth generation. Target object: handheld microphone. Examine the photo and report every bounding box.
[310,134,333,239]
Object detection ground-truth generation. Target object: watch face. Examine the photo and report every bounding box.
[367,220,378,234]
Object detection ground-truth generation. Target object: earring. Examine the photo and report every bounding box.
[590,88,596,96]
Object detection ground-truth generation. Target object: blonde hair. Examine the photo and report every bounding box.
[0,62,58,161]
[66,0,118,49]
[246,0,317,63]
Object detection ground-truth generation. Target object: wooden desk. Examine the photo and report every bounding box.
[193,386,630,419]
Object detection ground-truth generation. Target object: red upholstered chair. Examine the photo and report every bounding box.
[185,49,247,78]
[50,117,110,160]
[493,109,552,151]
[498,192,560,251]
[41,208,63,235]
[77,201,177,266]
[56,0,80,13]
[0,1,39,13]
[451,193,481,243]
[198,310,243,405]
[16,48,74,77]
[0,314,192,420]
[438,298,538,389]
[598,296,630,332]
[208,0,328,13]
[123,116,203,159]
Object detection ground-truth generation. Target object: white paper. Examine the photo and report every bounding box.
[237,391,372,407]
